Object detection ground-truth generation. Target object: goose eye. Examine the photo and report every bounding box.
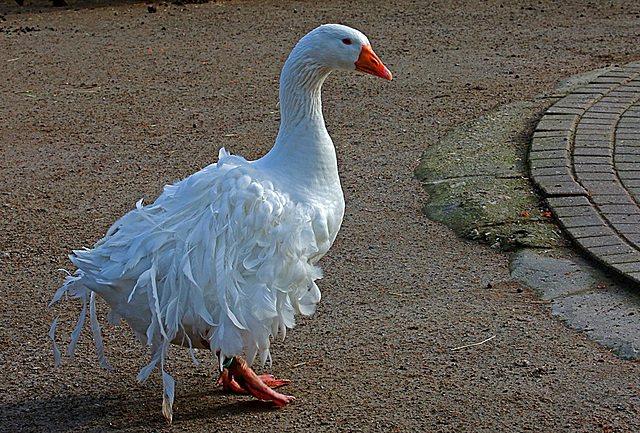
[342,38,352,45]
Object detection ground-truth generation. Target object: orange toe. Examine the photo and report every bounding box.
[222,356,295,406]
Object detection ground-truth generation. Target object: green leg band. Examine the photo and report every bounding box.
[222,357,233,369]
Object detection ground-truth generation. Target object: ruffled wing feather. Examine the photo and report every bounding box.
[51,148,328,415]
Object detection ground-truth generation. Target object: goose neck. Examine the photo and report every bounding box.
[252,52,340,198]
[278,61,330,129]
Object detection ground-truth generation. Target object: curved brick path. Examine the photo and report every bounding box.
[530,61,640,285]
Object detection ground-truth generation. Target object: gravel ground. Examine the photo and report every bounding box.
[1,0,640,431]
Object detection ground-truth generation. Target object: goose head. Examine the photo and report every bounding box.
[288,24,393,81]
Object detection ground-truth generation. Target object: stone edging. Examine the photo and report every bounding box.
[529,61,640,285]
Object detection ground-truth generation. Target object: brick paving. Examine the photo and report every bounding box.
[530,61,640,285]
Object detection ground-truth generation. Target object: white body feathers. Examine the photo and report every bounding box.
[53,148,339,369]
[50,24,382,420]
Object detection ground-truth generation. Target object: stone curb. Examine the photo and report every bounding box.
[530,61,640,285]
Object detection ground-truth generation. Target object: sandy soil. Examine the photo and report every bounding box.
[1,0,640,431]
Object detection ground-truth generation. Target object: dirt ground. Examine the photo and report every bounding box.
[1,0,640,431]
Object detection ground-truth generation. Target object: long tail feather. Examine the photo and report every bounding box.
[90,292,112,370]
[162,367,175,424]
[50,316,61,369]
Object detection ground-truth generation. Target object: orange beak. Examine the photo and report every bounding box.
[355,45,393,81]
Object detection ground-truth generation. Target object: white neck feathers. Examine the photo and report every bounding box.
[253,42,340,196]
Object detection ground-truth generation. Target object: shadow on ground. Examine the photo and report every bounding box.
[1,381,289,432]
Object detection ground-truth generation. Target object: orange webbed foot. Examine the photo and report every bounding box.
[217,356,295,407]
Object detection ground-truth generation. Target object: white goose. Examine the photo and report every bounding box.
[50,24,391,423]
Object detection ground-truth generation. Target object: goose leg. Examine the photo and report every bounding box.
[217,356,295,407]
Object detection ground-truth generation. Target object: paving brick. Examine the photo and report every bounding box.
[590,242,638,255]
[588,194,636,206]
[551,204,596,218]
[615,134,640,139]
[593,76,629,84]
[627,187,640,199]
[607,91,640,99]
[534,178,587,196]
[546,106,585,115]
[617,122,640,130]
[573,155,611,165]
[614,153,640,163]
[605,213,640,225]
[597,204,640,214]
[530,166,574,177]
[577,84,616,93]
[618,172,640,180]
[538,114,579,122]
[573,139,613,148]
[573,147,613,157]
[588,104,629,114]
[598,72,633,79]
[573,164,615,174]
[565,224,617,239]
[528,149,570,160]
[617,145,640,155]
[532,130,572,139]
[612,262,640,275]
[529,157,570,169]
[575,172,618,182]
[627,190,640,202]
[574,122,613,130]
[599,96,637,105]
[574,132,613,140]
[620,112,640,119]
[616,132,640,139]
[546,195,591,207]
[616,85,638,93]
[578,180,626,195]
[530,136,570,152]
[536,119,577,132]
[600,210,640,233]
[622,233,640,245]
[558,93,602,104]
[616,137,640,145]
[575,235,627,248]
[614,66,640,74]
[559,213,607,229]
[579,117,616,125]
[626,274,640,285]
[582,112,620,119]
[623,98,640,110]
[615,162,640,171]
[616,127,640,134]
[598,251,640,265]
